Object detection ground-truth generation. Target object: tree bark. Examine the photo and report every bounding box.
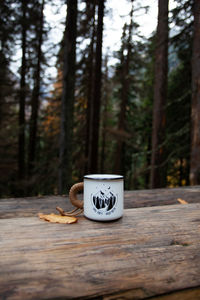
[28,0,45,176]
[88,0,104,174]
[150,0,168,188]
[18,0,27,180]
[59,0,77,193]
[190,0,200,185]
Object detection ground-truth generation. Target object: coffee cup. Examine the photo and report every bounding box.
[69,174,124,221]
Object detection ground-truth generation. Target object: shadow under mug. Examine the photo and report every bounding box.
[69,174,124,221]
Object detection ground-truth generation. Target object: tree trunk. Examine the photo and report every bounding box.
[190,0,200,185]
[115,1,133,175]
[150,0,168,188]
[85,3,96,174]
[18,0,27,180]
[59,0,77,193]
[145,135,151,188]
[28,0,45,176]
[100,55,109,173]
[88,0,104,174]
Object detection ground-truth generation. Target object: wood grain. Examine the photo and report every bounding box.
[0,203,200,299]
[103,287,200,300]
[0,185,200,219]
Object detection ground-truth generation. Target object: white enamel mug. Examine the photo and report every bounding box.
[69,174,124,221]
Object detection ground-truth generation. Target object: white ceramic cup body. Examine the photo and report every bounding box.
[83,174,124,221]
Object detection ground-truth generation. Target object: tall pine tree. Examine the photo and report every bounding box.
[88,0,105,173]
[59,0,77,193]
[150,0,169,188]
[28,0,45,176]
[190,0,200,185]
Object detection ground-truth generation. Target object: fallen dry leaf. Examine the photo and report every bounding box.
[177,198,188,205]
[38,213,77,224]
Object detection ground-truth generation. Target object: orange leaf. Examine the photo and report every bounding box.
[177,198,188,205]
[38,213,77,224]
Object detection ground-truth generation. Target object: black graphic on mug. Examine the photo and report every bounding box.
[92,187,117,213]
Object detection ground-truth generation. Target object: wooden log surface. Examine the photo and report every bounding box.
[0,185,200,219]
[0,203,200,299]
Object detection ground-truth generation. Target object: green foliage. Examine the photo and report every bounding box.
[165,0,193,187]
[125,36,155,189]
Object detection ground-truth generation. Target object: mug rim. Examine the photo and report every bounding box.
[84,174,123,180]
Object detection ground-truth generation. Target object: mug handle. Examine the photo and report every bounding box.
[69,182,84,209]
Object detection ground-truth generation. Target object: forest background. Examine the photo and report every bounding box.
[0,0,200,197]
